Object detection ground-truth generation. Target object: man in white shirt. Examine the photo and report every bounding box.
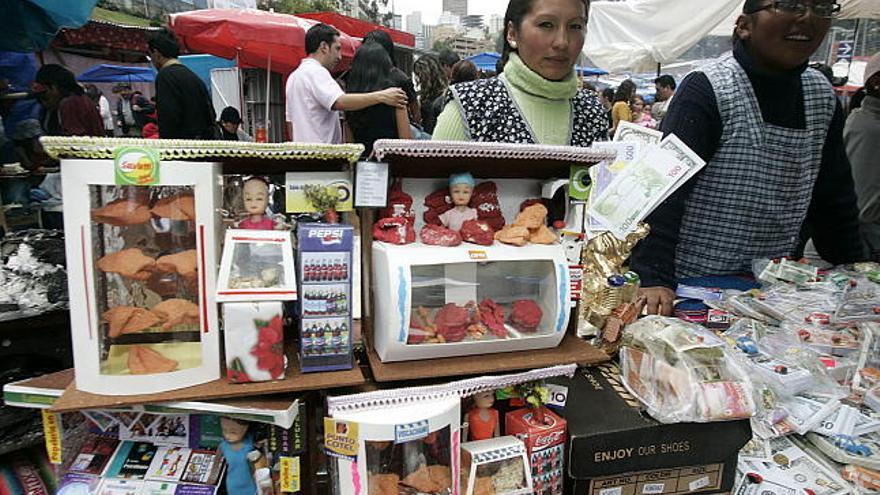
[285,23,407,143]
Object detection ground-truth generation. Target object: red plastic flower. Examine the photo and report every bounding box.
[250,316,285,379]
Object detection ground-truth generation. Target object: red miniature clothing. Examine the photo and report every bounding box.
[239,216,275,230]
[467,407,498,441]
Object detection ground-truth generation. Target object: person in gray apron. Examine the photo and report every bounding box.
[630,0,865,315]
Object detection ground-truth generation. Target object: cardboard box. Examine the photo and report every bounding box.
[506,406,566,495]
[562,364,751,495]
[222,302,286,383]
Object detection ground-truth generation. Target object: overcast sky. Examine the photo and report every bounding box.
[388,0,510,27]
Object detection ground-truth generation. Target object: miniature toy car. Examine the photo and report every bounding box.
[735,336,759,356]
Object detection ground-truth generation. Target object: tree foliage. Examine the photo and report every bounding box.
[363,0,393,26]
[258,0,337,14]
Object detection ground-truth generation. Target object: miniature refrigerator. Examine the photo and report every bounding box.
[372,243,571,362]
[61,157,222,395]
[298,224,354,372]
[329,396,461,495]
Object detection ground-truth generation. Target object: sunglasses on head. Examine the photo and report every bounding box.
[746,0,841,19]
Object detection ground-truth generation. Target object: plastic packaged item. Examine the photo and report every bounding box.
[460,436,532,495]
[808,432,880,471]
[619,316,756,423]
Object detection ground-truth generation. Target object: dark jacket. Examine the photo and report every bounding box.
[116,93,154,132]
[155,62,217,140]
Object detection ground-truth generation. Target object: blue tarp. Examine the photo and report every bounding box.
[0,51,39,141]
[467,52,608,76]
[77,64,156,83]
[179,54,236,94]
[0,0,98,52]
[466,52,501,72]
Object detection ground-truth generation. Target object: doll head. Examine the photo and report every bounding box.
[473,390,495,409]
[449,172,475,208]
[220,417,250,444]
[242,178,270,217]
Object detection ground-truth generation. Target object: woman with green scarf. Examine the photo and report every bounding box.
[433,0,606,146]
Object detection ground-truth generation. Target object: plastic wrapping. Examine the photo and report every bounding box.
[619,316,756,423]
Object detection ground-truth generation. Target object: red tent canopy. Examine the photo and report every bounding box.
[169,9,359,75]
[297,12,415,48]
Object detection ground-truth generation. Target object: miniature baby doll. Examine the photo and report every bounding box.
[467,390,500,441]
[237,177,276,230]
[219,417,258,495]
[439,172,478,232]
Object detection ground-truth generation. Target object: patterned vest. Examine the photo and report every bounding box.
[675,53,836,278]
[448,76,606,146]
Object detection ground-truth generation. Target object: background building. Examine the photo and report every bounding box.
[442,0,467,18]
[406,11,423,36]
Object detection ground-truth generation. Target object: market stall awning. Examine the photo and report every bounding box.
[0,0,98,52]
[586,0,880,73]
[297,11,415,48]
[57,19,161,54]
[77,63,155,83]
[169,8,360,75]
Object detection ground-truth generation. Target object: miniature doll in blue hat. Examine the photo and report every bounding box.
[439,172,478,232]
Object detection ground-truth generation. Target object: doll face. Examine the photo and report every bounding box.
[473,391,495,409]
[220,417,249,443]
[450,183,473,207]
[243,180,269,216]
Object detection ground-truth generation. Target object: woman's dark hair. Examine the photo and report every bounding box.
[220,106,242,124]
[35,64,83,96]
[363,30,395,61]
[346,42,394,128]
[414,54,447,107]
[450,60,479,85]
[305,23,340,55]
[501,0,589,69]
[614,79,637,103]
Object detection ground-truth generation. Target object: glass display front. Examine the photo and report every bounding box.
[90,185,203,376]
[365,426,453,495]
[462,453,528,495]
[226,241,286,289]
[407,261,557,345]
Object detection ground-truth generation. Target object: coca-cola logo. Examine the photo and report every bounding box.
[534,430,565,448]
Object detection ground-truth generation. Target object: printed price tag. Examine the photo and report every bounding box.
[642,483,666,494]
[600,488,623,495]
[689,476,710,492]
[547,384,569,409]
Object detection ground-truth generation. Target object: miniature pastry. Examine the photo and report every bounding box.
[373,216,415,245]
[420,224,462,247]
[434,303,470,342]
[156,249,198,280]
[152,298,200,330]
[367,473,399,495]
[91,198,151,226]
[512,203,547,230]
[509,300,542,333]
[402,464,450,493]
[479,299,507,338]
[102,306,161,338]
[494,226,529,246]
[96,248,156,281]
[529,225,558,244]
[460,219,494,246]
[473,476,495,495]
[151,193,196,221]
[128,345,178,374]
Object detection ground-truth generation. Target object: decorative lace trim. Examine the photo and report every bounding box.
[373,140,616,164]
[326,364,577,415]
[39,137,364,163]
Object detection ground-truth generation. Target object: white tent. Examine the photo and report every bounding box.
[585,0,880,73]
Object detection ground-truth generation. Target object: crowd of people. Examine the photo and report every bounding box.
[0,0,877,314]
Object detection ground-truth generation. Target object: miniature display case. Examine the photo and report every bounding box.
[298,224,354,372]
[460,437,532,495]
[329,396,461,495]
[217,229,298,303]
[372,242,570,362]
[61,158,221,395]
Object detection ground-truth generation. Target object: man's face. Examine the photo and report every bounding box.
[36,85,61,109]
[655,83,673,101]
[738,2,833,71]
[319,36,343,70]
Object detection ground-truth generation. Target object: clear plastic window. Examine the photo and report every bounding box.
[408,261,557,345]
[475,457,527,494]
[90,185,202,376]
[365,427,452,495]
[227,242,286,289]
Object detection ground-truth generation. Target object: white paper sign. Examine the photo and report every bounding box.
[355,161,389,208]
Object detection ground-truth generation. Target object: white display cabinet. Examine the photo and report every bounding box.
[372,242,571,362]
[62,159,222,395]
